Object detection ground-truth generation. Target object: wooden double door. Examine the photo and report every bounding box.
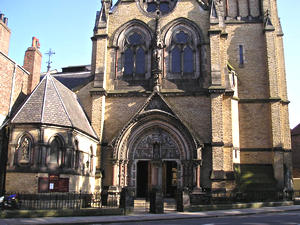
[136,161,177,198]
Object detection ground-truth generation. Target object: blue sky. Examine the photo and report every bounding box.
[1,0,299,128]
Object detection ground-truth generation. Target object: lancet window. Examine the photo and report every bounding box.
[48,135,65,167]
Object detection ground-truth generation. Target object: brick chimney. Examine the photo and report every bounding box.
[0,13,11,55]
[23,37,42,93]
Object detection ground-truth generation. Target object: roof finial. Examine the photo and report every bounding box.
[45,49,55,72]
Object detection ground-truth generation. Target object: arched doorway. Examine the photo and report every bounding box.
[112,112,199,198]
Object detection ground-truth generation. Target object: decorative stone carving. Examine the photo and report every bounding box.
[134,129,180,159]
[17,136,31,165]
[137,0,178,17]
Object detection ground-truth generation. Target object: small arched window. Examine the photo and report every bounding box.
[90,146,94,174]
[16,135,32,166]
[123,32,146,76]
[74,139,80,170]
[49,136,65,167]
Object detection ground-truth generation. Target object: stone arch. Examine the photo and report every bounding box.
[162,18,204,46]
[14,132,34,166]
[111,20,153,79]
[114,110,197,161]
[111,19,153,47]
[47,134,66,167]
[112,110,198,188]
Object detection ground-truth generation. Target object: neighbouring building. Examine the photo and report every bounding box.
[0,14,99,194]
[292,124,300,185]
[1,0,292,199]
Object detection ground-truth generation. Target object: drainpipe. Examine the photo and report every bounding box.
[8,62,17,116]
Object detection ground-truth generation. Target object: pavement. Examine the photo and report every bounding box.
[1,204,300,225]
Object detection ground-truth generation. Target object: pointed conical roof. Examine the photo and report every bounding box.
[292,123,300,136]
[11,74,98,139]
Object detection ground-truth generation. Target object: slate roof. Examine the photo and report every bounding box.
[40,71,93,91]
[292,123,300,136]
[11,74,98,139]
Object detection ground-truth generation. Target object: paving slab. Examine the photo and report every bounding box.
[1,205,300,225]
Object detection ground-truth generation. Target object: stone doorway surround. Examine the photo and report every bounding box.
[111,110,202,196]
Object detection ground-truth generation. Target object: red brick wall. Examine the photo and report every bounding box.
[292,134,300,171]
[0,53,29,121]
[23,47,42,93]
[0,20,11,55]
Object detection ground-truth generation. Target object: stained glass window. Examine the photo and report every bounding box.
[136,47,145,74]
[183,46,193,73]
[124,48,134,75]
[171,46,181,73]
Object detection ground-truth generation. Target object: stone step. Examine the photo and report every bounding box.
[134,198,177,209]
[134,199,149,208]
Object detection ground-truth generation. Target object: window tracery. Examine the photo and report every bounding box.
[170,31,194,74]
[138,0,178,16]
[115,24,152,80]
[164,23,201,79]
[123,32,146,76]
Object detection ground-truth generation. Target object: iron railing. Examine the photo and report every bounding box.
[5,192,119,210]
[191,190,292,205]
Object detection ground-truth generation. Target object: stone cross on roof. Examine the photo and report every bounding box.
[45,48,55,72]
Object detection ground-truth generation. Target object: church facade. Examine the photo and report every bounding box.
[83,0,291,197]
[1,0,292,198]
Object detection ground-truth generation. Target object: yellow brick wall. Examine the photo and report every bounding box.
[226,24,269,99]
[165,96,211,143]
[240,152,273,164]
[6,172,38,193]
[103,97,147,143]
[239,103,272,148]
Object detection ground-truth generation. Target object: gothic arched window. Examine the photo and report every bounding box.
[49,136,65,167]
[123,32,146,76]
[170,31,194,74]
[16,135,32,166]
[164,22,201,79]
[90,146,94,174]
[74,139,80,169]
[114,24,152,81]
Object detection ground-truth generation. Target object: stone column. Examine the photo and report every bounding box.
[151,161,162,190]
[112,160,119,186]
[124,160,129,186]
[210,93,225,191]
[194,161,201,189]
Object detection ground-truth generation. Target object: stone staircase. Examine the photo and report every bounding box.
[133,198,176,214]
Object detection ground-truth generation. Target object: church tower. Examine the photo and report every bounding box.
[87,0,291,197]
